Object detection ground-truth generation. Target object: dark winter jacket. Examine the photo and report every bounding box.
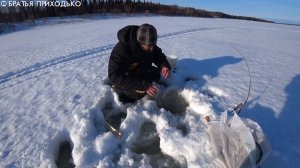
[108,25,171,92]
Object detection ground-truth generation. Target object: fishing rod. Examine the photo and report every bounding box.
[105,121,122,138]
[232,45,252,115]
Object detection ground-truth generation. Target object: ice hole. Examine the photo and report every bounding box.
[157,87,189,115]
[131,121,160,155]
[106,112,127,130]
[131,122,186,167]
[102,102,127,131]
[149,153,187,168]
[55,141,75,168]
[102,102,114,118]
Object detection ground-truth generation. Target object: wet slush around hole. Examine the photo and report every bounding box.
[131,122,160,155]
[157,87,188,115]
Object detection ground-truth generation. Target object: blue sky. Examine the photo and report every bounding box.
[151,0,300,23]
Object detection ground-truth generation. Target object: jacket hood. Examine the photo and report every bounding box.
[117,25,139,46]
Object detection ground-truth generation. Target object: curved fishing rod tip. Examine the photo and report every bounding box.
[233,103,243,114]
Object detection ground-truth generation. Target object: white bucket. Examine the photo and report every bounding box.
[166,54,178,69]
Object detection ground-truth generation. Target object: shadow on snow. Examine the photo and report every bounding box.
[241,74,300,166]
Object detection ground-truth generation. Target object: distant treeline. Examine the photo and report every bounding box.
[0,0,273,31]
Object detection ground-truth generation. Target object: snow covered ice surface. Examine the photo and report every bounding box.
[0,15,300,167]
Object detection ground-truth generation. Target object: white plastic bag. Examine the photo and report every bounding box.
[208,111,271,168]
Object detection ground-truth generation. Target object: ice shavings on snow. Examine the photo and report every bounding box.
[63,62,235,167]
[182,88,215,117]
[1,15,299,167]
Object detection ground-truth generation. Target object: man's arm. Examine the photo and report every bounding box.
[153,46,171,78]
[153,46,171,70]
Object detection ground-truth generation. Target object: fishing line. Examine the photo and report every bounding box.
[231,45,252,115]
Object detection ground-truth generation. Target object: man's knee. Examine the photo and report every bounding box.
[112,86,145,103]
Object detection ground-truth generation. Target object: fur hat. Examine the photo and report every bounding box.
[136,23,157,45]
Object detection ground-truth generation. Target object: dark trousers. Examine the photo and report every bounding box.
[114,66,160,103]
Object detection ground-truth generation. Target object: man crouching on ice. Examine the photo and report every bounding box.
[108,23,171,103]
